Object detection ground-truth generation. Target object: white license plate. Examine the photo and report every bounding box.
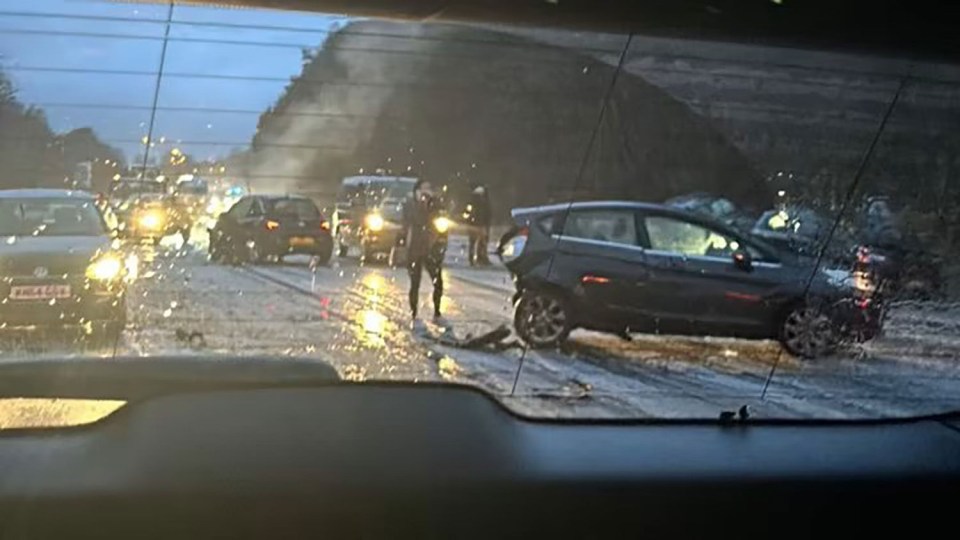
[9,284,71,300]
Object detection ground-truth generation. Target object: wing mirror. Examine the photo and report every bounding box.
[732,248,753,272]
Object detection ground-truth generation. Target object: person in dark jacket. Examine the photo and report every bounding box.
[463,183,491,266]
[402,179,446,321]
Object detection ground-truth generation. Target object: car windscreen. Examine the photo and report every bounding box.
[269,199,321,219]
[176,182,208,196]
[2,0,959,423]
[755,209,827,238]
[0,198,106,236]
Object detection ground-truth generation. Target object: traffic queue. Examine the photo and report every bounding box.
[3,170,933,359]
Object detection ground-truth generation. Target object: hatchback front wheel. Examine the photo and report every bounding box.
[780,305,838,359]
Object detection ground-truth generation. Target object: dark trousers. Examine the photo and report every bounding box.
[468,226,490,265]
[408,255,443,318]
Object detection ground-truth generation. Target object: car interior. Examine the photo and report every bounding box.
[2,1,959,538]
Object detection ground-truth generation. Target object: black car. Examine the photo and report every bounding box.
[498,201,880,358]
[752,204,942,299]
[0,189,128,344]
[663,192,757,233]
[208,194,333,264]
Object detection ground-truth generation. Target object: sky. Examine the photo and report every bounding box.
[0,0,346,162]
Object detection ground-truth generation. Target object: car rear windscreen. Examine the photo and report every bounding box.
[270,199,321,220]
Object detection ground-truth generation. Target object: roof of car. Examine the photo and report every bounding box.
[341,176,417,186]
[0,189,95,200]
[514,200,758,240]
[257,194,313,201]
[514,200,680,215]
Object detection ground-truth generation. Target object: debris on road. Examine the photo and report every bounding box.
[174,328,207,349]
[416,323,515,351]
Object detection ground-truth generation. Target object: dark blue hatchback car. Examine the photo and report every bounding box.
[499,201,881,358]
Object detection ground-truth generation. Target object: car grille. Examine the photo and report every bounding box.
[0,255,89,279]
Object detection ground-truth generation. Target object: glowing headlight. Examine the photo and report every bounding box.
[365,213,385,232]
[138,211,164,230]
[433,217,453,234]
[86,255,123,281]
[853,271,875,293]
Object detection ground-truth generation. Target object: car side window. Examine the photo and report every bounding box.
[538,214,557,234]
[227,197,253,218]
[562,210,638,247]
[249,198,265,217]
[644,216,747,258]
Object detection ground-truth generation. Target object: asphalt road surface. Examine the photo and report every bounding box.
[4,232,960,419]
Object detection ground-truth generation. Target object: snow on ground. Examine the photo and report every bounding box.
[3,233,960,419]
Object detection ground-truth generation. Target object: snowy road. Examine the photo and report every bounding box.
[5,234,960,419]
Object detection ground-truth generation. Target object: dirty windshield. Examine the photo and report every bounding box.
[1,0,959,419]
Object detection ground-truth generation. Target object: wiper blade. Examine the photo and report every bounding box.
[0,356,340,400]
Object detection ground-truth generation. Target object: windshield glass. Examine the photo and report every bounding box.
[1,0,959,421]
[270,198,320,219]
[0,198,106,236]
[376,181,415,201]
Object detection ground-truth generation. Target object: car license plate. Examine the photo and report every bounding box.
[9,284,71,300]
[289,236,315,247]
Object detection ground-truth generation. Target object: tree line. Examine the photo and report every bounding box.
[0,69,124,193]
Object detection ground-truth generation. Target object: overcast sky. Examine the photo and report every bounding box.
[0,0,344,162]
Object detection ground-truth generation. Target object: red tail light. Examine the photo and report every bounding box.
[581,275,610,284]
[265,220,280,231]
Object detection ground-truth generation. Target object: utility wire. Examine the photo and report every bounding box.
[510,32,635,397]
[137,1,173,177]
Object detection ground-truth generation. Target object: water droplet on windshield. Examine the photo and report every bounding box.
[162,309,172,318]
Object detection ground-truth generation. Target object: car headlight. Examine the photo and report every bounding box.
[433,216,453,234]
[365,213,385,232]
[86,255,123,281]
[138,210,164,230]
[853,270,875,293]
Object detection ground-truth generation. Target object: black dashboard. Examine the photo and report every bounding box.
[1,379,958,538]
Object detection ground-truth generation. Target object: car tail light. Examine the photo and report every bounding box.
[498,226,528,264]
[581,275,610,284]
[265,220,280,231]
[320,220,331,231]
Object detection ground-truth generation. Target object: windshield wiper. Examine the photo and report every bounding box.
[0,356,340,401]
[719,405,751,423]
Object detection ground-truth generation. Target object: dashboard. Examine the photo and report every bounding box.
[1,382,958,538]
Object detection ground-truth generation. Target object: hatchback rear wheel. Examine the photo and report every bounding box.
[780,305,838,359]
[514,290,572,348]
